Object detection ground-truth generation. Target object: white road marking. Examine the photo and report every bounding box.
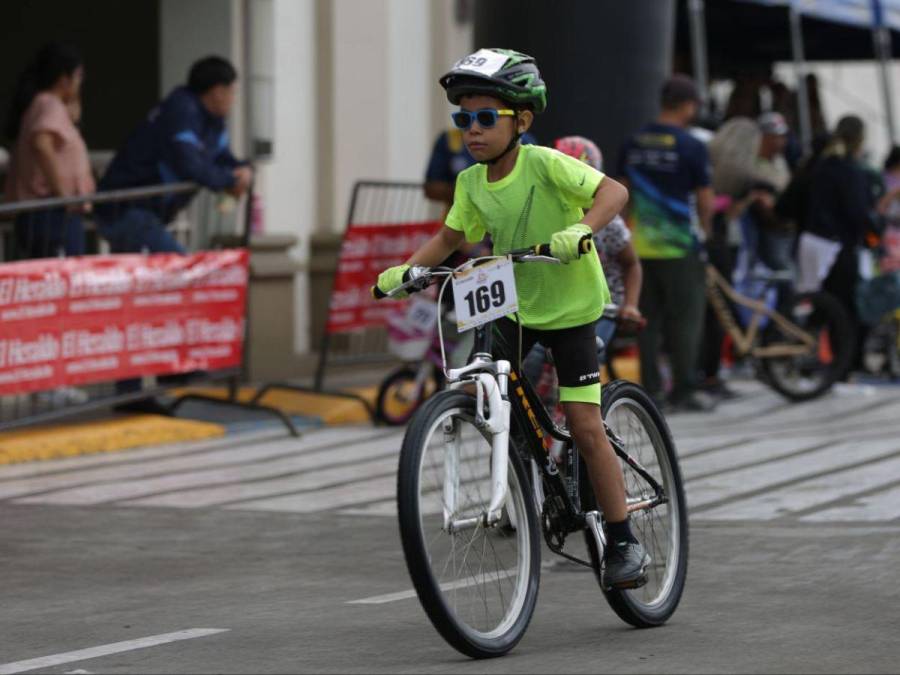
[13,432,403,506]
[348,569,519,605]
[801,483,900,522]
[3,381,900,523]
[688,437,900,510]
[699,453,900,520]
[0,628,229,674]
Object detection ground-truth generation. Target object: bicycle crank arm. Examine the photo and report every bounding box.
[585,510,606,562]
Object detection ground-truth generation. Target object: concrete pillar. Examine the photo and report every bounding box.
[329,0,434,231]
[474,0,675,170]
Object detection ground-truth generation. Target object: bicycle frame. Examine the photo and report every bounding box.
[443,319,667,565]
[379,253,668,565]
[705,264,816,359]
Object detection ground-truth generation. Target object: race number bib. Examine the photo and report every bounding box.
[451,258,518,332]
[405,296,439,333]
[452,49,509,77]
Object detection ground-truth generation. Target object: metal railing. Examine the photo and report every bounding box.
[0,182,300,435]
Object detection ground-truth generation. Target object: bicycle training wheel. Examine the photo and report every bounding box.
[582,379,689,627]
[376,366,441,426]
[761,291,854,401]
[397,390,541,658]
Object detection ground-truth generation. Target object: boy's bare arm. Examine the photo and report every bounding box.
[407,225,466,267]
[581,177,629,233]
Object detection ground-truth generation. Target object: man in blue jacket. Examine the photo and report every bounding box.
[97,55,252,253]
[98,56,251,414]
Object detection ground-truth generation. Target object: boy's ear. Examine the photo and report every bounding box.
[517,109,534,134]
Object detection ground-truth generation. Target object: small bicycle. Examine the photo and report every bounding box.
[376,296,457,425]
[706,264,853,401]
[373,244,688,659]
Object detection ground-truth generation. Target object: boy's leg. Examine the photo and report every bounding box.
[562,401,627,523]
[549,323,648,586]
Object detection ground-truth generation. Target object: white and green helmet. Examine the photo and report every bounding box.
[439,48,548,113]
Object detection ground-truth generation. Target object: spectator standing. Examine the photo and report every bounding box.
[701,117,764,397]
[97,55,251,413]
[96,55,252,255]
[751,112,794,271]
[618,75,715,412]
[4,43,93,259]
[798,115,877,375]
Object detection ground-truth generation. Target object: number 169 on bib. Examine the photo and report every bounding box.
[451,257,518,332]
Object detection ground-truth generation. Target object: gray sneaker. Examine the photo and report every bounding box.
[603,540,651,589]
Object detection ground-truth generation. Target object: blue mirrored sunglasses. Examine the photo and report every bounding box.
[451,108,516,130]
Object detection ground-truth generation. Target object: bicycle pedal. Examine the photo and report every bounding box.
[605,573,648,591]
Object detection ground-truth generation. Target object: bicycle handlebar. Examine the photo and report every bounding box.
[371,234,594,300]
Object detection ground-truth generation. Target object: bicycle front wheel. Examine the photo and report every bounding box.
[397,391,540,659]
[583,380,689,627]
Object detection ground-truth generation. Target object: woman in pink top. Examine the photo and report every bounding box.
[4,43,93,258]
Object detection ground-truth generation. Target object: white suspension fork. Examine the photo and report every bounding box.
[445,362,511,532]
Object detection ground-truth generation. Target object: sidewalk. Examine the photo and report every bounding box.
[0,363,392,466]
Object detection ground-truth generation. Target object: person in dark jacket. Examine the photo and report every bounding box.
[800,115,878,375]
[96,55,252,254]
[99,56,251,414]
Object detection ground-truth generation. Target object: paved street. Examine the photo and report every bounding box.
[1,379,899,673]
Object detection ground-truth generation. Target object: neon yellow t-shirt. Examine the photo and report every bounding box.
[446,144,611,330]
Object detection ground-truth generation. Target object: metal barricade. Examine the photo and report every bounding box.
[0,183,299,435]
[251,180,443,421]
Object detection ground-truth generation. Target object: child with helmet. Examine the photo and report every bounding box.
[374,48,648,588]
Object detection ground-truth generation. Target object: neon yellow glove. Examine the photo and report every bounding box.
[550,223,593,263]
[376,263,411,298]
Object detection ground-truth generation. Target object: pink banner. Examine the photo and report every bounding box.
[326,221,441,334]
[0,250,248,395]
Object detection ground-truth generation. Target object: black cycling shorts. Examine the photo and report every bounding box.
[491,317,601,405]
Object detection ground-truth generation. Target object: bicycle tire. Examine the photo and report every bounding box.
[761,290,854,401]
[397,390,541,658]
[376,366,440,426]
[581,379,689,627]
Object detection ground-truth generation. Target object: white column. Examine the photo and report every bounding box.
[386,0,431,179]
[260,0,316,353]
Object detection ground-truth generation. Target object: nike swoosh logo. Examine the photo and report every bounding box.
[579,175,585,186]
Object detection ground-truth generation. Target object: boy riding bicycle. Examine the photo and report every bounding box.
[375,48,648,588]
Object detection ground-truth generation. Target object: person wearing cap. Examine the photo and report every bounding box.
[618,74,715,413]
[755,112,791,193]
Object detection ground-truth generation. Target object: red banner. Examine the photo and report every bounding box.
[326,220,441,334]
[0,250,248,395]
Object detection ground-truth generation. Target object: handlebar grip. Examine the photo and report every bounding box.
[579,234,594,254]
[534,234,593,258]
[371,266,416,300]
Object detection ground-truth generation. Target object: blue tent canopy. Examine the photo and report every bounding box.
[733,0,900,31]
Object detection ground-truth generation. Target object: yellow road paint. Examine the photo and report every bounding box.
[0,415,225,465]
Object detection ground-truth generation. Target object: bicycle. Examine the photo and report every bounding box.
[373,244,688,659]
[376,296,458,425]
[705,264,853,401]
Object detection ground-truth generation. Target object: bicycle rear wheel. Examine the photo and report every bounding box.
[761,291,854,401]
[582,380,689,627]
[397,391,540,658]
